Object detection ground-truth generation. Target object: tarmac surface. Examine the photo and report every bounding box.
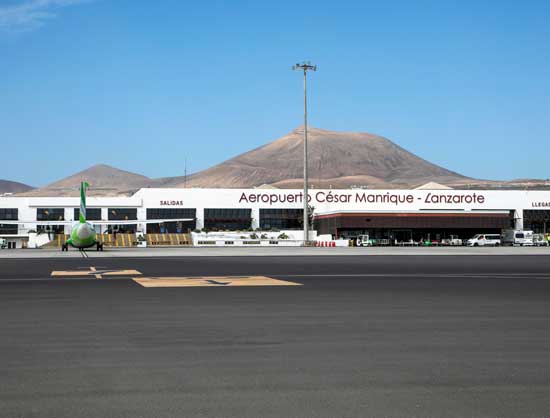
[2,245,550,257]
[1,255,550,417]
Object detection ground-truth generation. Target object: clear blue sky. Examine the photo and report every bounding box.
[1,0,549,186]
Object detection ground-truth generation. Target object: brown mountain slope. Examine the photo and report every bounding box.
[166,127,468,188]
[19,164,153,196]
[0,179,34,194]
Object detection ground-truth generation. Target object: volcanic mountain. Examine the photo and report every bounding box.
[19,127,545,196]
[0,179,34,194]
[161,127,469,189]
[19,164,153,197]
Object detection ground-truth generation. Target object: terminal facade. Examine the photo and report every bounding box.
[1,187,550,247]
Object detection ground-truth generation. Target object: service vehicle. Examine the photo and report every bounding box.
[533,234,549,246]
[466,234,501,247]
[441,235,463,246]
[501,229,534,246]
[355,234,374,247]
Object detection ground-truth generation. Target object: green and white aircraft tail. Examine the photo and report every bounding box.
[65,181,100,251]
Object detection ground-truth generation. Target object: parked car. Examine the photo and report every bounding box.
[466,234,501,247]
[501,229,534,246]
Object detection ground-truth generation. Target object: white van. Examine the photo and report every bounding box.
[466,234,501,247]
[501,230,534,246]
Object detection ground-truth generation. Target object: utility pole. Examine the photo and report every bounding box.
[292,61,317,246]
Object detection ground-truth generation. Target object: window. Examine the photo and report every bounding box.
[147,208,196,220]
[107,208,137,233]
[260,209,303,230]
[37,208,64,221]
[74,208,102,221]
[204,208,251,230]
[523,210,550,233]
[0,208,18,235]
[36,208,65,234]
[37,225,65,234]
[0,225,17,234]
[0,208,18,220]
[146,208,196,233]
[108,208,137,220]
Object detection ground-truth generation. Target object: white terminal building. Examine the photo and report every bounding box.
[1,186,550,248]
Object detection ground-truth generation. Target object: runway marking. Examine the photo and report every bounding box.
[89,266,102,279]
[133,276,302,288]
[51,267,142,279]
[285,273,550,278]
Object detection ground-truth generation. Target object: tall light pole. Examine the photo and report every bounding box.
[292,61,316,246]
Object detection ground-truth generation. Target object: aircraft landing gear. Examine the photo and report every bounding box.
[61,243,68,252]
[96,242,104,251]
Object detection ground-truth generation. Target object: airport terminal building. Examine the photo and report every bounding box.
[1,187,550,247]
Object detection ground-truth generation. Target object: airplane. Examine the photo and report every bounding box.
[1,181,195,251]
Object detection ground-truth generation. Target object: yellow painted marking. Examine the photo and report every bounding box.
[133,276,302,288]
[51,268,142,278]
[101,270,142,276]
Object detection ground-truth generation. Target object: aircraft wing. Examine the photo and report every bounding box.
[89,218,195,226]
[0,220,74,225]
[0,218,194,226]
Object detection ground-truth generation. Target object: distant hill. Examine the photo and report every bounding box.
[12,128,550,197]
[0,179,34,194]
[18,164,153,197]
[161,127,469,189]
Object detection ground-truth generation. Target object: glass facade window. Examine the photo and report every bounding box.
[0,224,17,234]
[0,209,18,234]
[0,208,18,220]
[37,208,64,221]
[107,208,137,233]
[147,208,196,219]
[108,208,137,220]
[524,210,550,233]
[74,208,102,221]
[260,208,303,230]
[204,208,252,230]
[146,208,196,233]
[37,225,65,234]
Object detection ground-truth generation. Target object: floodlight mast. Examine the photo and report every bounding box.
[292,62,317,246]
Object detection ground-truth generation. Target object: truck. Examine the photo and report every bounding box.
[355,234,374,247]
[501,229,534,246]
